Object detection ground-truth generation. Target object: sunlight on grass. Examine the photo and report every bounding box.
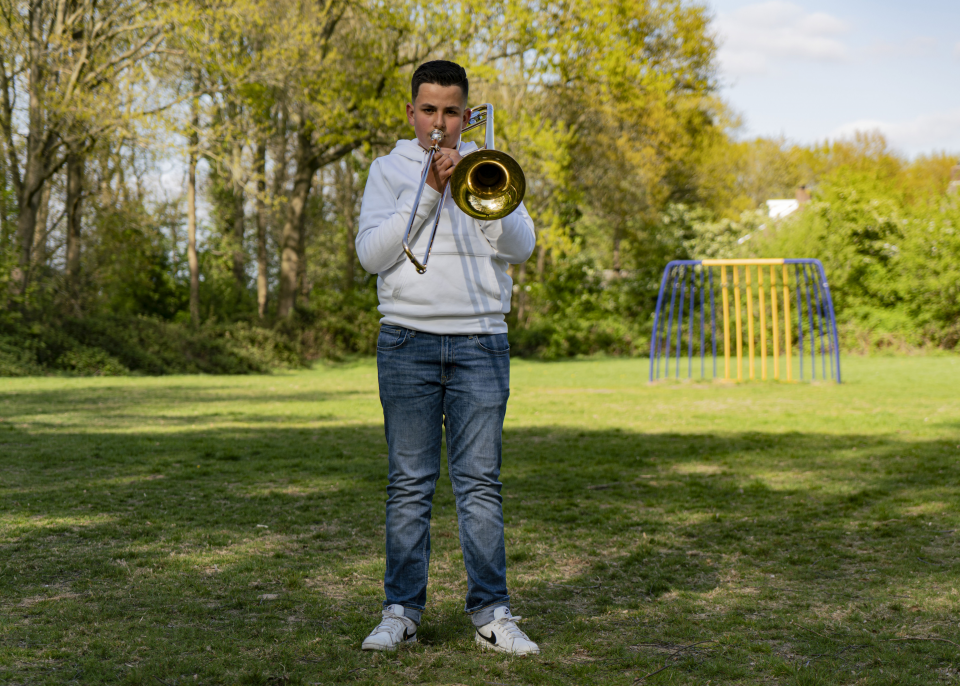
[0,513,117,533]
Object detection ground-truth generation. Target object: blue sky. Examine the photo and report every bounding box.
[707,0,960,157]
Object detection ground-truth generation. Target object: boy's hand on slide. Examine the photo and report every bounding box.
[426,148,462,192]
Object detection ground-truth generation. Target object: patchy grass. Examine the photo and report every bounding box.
[1,356,959,685]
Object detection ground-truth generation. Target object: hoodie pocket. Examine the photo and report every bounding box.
[391,253,505,318]
[376,260,410,309]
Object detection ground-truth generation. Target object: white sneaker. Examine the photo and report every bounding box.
[474,606,540,656]
[361,604,417,651]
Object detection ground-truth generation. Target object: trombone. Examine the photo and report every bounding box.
[401,104,526,274]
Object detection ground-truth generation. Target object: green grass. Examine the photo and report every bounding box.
[2,356,960,685]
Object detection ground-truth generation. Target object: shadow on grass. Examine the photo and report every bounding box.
[1,420,957,684]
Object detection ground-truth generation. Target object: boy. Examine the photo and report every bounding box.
[354,60,538,655]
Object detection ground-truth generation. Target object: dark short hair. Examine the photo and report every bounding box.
[411,60,468,103]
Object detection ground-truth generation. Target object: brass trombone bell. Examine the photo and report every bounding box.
[450,149,525,220]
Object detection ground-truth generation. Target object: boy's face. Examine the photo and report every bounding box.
[406,82,470,150]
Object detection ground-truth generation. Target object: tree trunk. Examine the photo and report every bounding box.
[612,225,622,272]
[337,161,357,291]
[14,6,46,293]
[63,2,84,291]
[0,153,8,245]
[516,259,527,323]
[297,204,308,297]
[271,104,288,204]
[278,124,318,317]
[16,78,46,292]
[31,182,51,268]
[65,151,84,288]
[297,166,317,299]
[187,100,201,327]
[255,138,268,319]
[97,144,114,205]
[16,172,43,291]
[231,136,246,286]
[116,146,128,204]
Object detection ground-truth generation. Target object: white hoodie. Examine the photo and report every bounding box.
[356,138,536,334]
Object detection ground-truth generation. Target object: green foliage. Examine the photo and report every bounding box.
[751,163,960,350]
[282,281,383,360]
[648,135,960,353]
[83,201,188,320]
[0,316,305,376]
[198,143,259,322]
[0,334,46,376]
[510,255,653,359]
[677,206,768,260]
[195,248,259,323]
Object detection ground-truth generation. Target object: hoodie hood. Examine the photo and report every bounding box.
[391,138,480,162]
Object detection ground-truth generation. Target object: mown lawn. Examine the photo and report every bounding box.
[1,356,959,685]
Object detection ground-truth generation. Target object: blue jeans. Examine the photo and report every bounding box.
[377,325,511,628]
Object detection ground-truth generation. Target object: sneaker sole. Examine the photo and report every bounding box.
[361,635,416,651]
[474,632,539,656]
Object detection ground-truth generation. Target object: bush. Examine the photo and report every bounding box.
[749,167,960,351]
[289,281,383,360]
[0,316,307,377]
[0,335,45,376]
[509,255,656,359]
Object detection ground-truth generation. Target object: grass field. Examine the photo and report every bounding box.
[2,356,959,685]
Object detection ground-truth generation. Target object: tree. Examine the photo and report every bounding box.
[268,0,420,316]
[490,0,719,276]
[187,84,201,325]
[0,0,167,295]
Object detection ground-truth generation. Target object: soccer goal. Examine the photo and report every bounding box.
[649,259,841,383]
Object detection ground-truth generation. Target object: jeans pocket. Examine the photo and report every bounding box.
[474,333,510,355]
[377,326,408,351]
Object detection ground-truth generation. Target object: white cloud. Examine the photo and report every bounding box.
[831,108,960,155]
[716,1,850,77]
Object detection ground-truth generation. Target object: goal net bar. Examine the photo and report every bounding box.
[649,259,841,383]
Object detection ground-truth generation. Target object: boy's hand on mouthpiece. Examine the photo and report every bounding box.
[426,147,462,192]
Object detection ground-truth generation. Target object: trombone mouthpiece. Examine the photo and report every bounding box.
[430,129,444,146]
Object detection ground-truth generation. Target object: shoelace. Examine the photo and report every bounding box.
[492,615,531,641]
[372,611,409,637]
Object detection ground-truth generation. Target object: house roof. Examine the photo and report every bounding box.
[766,199,800,219]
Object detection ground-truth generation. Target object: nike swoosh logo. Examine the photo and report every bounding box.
[478,629,497,646]
[404,628,416,640]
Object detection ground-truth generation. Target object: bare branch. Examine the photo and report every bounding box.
[81,30,164,89]
[99,20,158,42]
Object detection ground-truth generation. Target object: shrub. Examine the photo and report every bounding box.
[0,316,307,377]
[750,167,960,351]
